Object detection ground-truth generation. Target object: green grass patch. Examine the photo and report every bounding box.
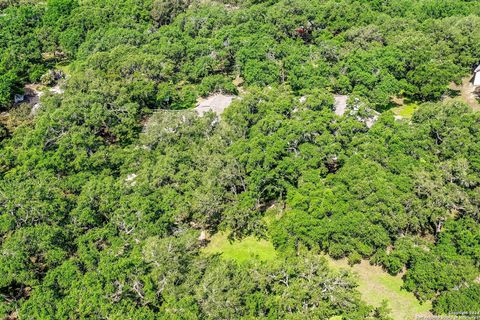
[325,257,432,320]
[55,63,73,76]
[391,103,419,119]
[204,230,431,319]
[203,232,277,263]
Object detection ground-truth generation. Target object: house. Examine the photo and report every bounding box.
[474,65,480,86]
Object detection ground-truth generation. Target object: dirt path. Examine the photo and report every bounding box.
[448,77,480,111]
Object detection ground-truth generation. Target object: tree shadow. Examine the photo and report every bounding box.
[444,88,461,98]
[376,100,400,113]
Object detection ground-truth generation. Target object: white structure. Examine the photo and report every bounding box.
[474,65,480,86]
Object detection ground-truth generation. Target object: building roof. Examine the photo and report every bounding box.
[474,72,480,86]
[475,65,480,73]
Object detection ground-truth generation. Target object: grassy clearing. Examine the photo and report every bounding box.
[55,63,73,76]
[325,257,432,320]
[391,103,419,119]
[204,231,431,320]
[202,232,277,263]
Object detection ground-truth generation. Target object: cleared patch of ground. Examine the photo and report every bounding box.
[390,96,420,120]
[365,112,379,128]
[21,84,64,115]
[195,94,236,116]
[202,232,276,263]
[55,63,72,76]
[448,76,480,111]
[391,103,419,119]
[334,95,348,116]
[325,257,432,320]
[333,94,379,127]
[204,232,431,320]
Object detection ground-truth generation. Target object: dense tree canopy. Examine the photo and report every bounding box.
[1,0,480,318]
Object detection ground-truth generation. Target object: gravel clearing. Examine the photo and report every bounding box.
[334,95,348,116]
[195,94,236,116]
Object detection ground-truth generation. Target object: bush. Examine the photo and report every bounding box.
[348,251,362,266]
[151,0,191,26]
[198,75,238,97]
[383,255,404,275]
[433,283,480,314]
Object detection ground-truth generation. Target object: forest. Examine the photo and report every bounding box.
[1,0,480,318]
